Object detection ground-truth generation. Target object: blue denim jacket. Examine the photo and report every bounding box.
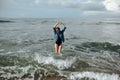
[53,27,66,43]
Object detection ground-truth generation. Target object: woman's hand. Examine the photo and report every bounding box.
[54,21,59,28]
[58,20,65,27]
[54,20,65,28]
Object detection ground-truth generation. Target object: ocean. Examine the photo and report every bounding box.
[0,18,120,80]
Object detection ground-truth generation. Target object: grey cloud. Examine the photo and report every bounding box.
[35,0,106,11]
[0,0,16,9]
[66,2,106,11]
[83,11,120,18]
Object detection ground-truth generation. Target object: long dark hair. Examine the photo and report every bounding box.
[55,27,60,32]
[56,27,60,30]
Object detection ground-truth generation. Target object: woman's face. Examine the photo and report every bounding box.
[55,28,60,33]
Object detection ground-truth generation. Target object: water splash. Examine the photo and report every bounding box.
[69,71,120,80]
[34,53,76,70]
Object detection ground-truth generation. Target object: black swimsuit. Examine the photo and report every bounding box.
[56,34,62,46]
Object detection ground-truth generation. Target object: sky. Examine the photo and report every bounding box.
[0,0,120,18]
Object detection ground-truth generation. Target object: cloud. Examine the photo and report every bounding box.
[0,0,35,9]
[35,0,106,11]
[0,0,16,6]
[103,0,120,11]
[35,0,120,11]
[1,0,120,18]
[82,11,120,18]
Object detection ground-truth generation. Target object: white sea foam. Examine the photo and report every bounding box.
[0,65,35,79]
[34,53,75,69]
[20,65,32,73]
[17,49,26,53]
[0,49,5,52]
[1,67,20,78]
[69,71,120,80]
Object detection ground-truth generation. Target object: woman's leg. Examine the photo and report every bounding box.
[54,44,59,54]
[58,44,62,54]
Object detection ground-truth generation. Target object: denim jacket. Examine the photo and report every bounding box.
[53,27,66,43]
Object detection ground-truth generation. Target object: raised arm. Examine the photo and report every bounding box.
[53,21,59,34]
[59,20,65,27]
[54,21,59,28]
[61,22,65,28]
[59,21,66,32]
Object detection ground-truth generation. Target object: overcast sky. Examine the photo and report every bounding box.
[0,0,120,18]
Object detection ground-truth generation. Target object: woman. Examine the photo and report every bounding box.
[53,21,66,54]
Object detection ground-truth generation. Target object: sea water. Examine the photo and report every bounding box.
[0,18,120,80]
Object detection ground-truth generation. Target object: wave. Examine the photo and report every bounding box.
[0,41,120,80]
[0,52,120,80]
[34,53,76,70]
[0,55,30,67]
[41,20,48,24]
[75,42,120,53]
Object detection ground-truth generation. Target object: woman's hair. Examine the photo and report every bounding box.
[55,27,60,31]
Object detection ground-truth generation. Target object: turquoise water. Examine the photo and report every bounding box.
[0,18,120,80]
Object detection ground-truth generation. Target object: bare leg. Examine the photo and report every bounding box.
[58,44,62,54]
[54,44,59,54]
